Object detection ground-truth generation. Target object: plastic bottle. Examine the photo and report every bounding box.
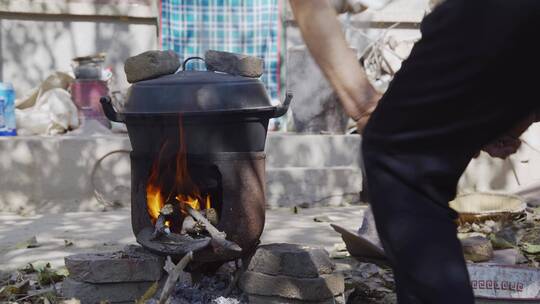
[0,82,17,136]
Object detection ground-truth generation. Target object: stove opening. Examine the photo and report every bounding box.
[144,118,223,241]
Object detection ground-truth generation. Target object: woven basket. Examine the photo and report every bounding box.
[449,192,526,224]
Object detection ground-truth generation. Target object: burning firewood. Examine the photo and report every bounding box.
[180,216,205,235]
[151,204,182,240]
[158,252,193,304]
[203,207,219,226]
[184,204,242,253]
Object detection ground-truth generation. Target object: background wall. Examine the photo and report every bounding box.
[0,0,159,95]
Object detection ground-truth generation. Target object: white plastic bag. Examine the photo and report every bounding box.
[16,88,79,135]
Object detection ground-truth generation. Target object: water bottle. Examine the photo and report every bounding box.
[0,82,17,136]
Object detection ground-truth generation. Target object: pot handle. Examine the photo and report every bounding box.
[182,57,206,71]
[100,96,125,123]
[273,91,293,118]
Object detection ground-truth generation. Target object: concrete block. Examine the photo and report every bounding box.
[247,294,340,304]
[239,271,344,301]
[62,278,154,304]
[124,50,180,83]
[204,50,264,78]
[0,133,365,212]
[266,167,363,208]
[247,243,335,278]
[287,47,349,134]
[65,245,164,283]
[265,134,362,168]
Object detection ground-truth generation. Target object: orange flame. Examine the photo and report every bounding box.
[146,116,212,228]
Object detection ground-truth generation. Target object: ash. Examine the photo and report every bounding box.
[170,263,247,304]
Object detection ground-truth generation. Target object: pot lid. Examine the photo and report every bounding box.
[122,70,272,114]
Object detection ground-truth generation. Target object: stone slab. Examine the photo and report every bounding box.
[124,50,180,83]
[65,245,164,283]
[204,50,264,78]
[62,278,154,304]
[247,294,343,304]
[239,271,344,301]
[247,243,335,278]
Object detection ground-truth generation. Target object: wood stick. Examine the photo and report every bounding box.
[185,205,242,252]
[151,204,174,240]
[158,252,193,304]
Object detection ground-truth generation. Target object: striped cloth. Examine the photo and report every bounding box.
[160,0,282,102]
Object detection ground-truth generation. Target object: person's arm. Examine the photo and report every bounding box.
[289,0,381,132]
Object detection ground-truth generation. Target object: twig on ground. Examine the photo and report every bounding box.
[158,252,194,304]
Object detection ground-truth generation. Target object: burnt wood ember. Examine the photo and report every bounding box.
[185,204,242,254]
[203,208,219,226]
[181,216,201,235]
[151,204,182,240]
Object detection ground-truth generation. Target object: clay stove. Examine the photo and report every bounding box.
[100,61,291,264]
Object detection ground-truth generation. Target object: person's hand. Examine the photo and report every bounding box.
[481,135,521,159]
[355,92,383,133]
[480,112,537,159]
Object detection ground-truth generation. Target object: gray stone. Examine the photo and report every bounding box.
[287,47,349,134]
[204,50,264,78]
[461,236,493,262]
[247,243,335,278]
[482,249,526,266]
[247,294,342,304]
[239,271,344,301]
[491,226,523,249]
[62,278,154,304]
[124,50,180,83]
[65,245,164,283]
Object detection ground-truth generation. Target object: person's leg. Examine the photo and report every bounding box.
[362,0,540,302]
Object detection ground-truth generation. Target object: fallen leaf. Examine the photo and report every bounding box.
[489,234,514,250]
[522,243,540,254]
[21,261,51,273]
[15,236,40,249]
[0,280,30,300]
[136,281,159,304]
[38,267,68,285]
[313,215,333,223]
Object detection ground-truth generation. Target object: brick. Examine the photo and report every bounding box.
[247,243,335,278]
[65,245,164,283]
[239,271,344,301]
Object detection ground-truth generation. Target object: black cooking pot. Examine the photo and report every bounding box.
[100,58,292,154]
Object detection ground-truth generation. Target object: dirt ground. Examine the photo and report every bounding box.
[0,205,367,270]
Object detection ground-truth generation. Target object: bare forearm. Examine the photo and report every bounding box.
[289,0,379,121]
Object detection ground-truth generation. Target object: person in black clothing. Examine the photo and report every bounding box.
[290,0,540,302]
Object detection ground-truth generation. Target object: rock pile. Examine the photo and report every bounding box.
[240,243,345,303]
[62,245,164,303]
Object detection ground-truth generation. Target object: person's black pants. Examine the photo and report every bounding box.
[362,0,540,303]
